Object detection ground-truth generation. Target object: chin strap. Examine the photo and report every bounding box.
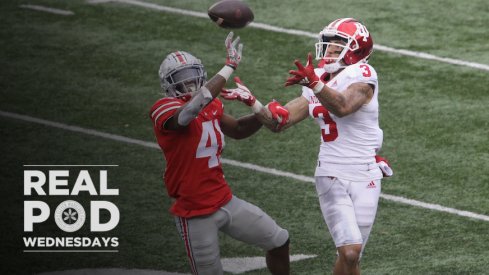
[322,62,344,73]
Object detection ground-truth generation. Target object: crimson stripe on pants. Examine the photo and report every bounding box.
[179,217,198,274]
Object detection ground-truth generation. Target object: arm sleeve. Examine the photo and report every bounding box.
[177,86,212,126]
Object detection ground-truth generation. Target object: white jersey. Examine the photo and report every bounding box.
[301,63,383,181]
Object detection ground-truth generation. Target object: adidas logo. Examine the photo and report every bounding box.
[367,181,376,189]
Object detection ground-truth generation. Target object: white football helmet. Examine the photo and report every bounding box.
[315,18,374,73]
[159,51,207,98]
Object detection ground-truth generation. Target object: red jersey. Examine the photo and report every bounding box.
[150,97,232,218]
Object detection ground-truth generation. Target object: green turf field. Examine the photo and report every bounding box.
[1,0,488,274]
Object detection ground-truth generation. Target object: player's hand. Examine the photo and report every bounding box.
[221,77,256,106]
[225,32,243,70]
[285,53,323,92]
[375,155,394,177]
[267,100,289,129]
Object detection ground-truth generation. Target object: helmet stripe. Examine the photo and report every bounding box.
[174,51,187,64]
[330,17,355,28]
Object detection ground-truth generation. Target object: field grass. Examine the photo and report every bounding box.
[1,0,488,274]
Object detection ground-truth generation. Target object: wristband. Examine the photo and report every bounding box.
[217,65,234,81]
[251,100,264,114]
[312,81,325,94]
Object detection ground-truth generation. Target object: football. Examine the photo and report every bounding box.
[208,0,254,29]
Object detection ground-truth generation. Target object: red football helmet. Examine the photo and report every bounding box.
[315,18,373,73]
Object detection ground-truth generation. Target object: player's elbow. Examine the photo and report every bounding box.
[334,111,347,118]
[330,107,352,118]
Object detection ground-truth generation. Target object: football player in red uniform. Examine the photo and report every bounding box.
[222,19,393,275]
[150,32,290,275]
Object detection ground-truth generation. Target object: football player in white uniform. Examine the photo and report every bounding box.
[221,18,393,275]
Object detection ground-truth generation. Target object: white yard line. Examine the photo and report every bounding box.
[222,254,317,274]
[20,4,74,16]
[2,110,489,222]
[38,268,189,275]
[93,0,489,72]
[37,254,316,275]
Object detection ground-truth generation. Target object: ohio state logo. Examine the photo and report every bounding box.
[354,22,370,42]
[54,200,86,233]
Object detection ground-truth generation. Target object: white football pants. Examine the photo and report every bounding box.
[315,176,381,256]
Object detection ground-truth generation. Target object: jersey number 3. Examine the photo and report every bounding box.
[360,64,371,77]
[312,106,338,142]
[196,120,224,168]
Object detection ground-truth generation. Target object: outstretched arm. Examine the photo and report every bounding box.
[286,53,373,117]
[251,96,309,132]
[314,82,373,117]
[280,96,309,130]
[165,32,243,130]
[221,77,309,132]
[220,113,262,139]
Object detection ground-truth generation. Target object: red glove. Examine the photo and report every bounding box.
[224,32,243,69]
[285,53,324,93]
[267,100,289,129]
[220,77,256,106]
[375,155,393,177]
